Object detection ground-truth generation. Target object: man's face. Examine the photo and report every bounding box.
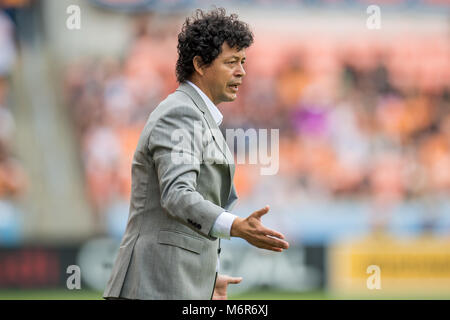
[200,42,247,105]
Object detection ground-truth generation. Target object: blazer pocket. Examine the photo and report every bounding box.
[157,230,204,255]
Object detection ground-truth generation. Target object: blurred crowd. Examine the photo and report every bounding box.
[0,10,27,243]
[64,15,180,220]
[0,11,27,203]
[63,15,450,227]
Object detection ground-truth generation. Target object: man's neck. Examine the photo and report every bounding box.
[188,78,217,105]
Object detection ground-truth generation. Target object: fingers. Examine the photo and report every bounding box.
[219,275,243,285]
[262,227,285,240]
[254,243,285,252]
[248,238,289,252]
[263,236,289,250]
[257,226,289,249]
[249,232,289,251]
[252,205,270,219]
[263,246,284,252]
[242,205,290,252]
[227,276,243,284]
[265,232,289,248]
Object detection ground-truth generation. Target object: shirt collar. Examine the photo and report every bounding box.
[186,80,223,126]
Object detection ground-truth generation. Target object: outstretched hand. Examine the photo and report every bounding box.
[230,205,289,252]
[212,274,242,300]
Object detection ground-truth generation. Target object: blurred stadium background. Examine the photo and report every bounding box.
[0,0,449,299]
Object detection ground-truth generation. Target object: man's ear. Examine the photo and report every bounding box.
[193,56,205,76]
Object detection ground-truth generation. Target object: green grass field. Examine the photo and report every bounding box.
[0,290,448,300]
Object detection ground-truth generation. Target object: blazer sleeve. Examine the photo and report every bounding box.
[147,105,224,240]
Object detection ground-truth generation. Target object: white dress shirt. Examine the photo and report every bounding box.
[186,80,237,240]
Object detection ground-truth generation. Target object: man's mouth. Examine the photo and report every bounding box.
[228,83,240,92]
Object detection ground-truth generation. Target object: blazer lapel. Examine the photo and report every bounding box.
[176,83,235,179]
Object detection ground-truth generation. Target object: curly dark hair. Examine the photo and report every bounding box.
[176,8,254,83]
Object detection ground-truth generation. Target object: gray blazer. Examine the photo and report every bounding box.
[103,82,238,300]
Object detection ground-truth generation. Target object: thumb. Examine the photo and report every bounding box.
[252,205,270,219]
[227,276,243,285]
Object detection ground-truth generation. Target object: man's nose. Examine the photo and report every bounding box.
[235,63,246,77]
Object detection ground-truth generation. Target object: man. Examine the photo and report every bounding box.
[103,8,289,300]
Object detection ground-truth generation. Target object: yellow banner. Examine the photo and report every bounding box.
[328,234,450,293]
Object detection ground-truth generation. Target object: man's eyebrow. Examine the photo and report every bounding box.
[226,55,246,60]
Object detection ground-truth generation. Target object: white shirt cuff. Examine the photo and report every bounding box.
[210,211,237,240]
